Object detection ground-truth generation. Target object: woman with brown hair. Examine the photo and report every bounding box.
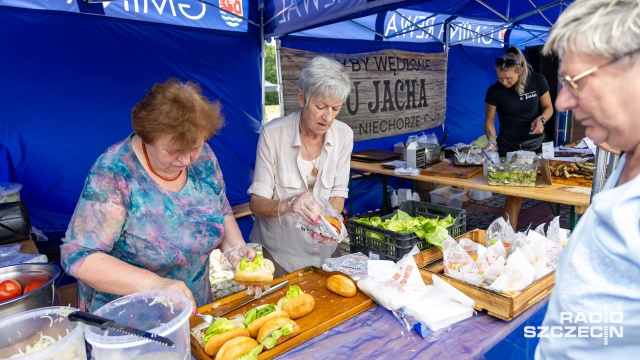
[484,47,554,230]
[61,79,254,312]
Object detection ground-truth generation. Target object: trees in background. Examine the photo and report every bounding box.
[265,43,279,105]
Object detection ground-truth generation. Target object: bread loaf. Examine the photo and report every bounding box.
[326,274,357,297]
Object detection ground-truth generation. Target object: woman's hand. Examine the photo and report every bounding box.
[530,118,545,135]
[286,191,323,224]
[220,244,256,271]
[484,142,498,152]
[147,277,197,313]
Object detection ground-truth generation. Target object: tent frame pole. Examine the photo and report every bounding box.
[276,39,285,119]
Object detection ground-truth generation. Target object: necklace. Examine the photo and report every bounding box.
[300,126,321,176]
[142,142,183,182]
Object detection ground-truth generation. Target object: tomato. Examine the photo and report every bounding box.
[0,279,22,302]
[23,281,47,294]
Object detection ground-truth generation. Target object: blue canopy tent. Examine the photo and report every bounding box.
[264,0,572,214]
[0,0,573,238]
[0,0,263,237]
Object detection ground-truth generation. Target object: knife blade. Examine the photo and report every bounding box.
[207,279,289,320]
[68,311,175,347]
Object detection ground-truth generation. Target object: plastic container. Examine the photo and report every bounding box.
[429,187,465,209]
[0,306,85,359]
[0,183,22,203]
[468,189,493,201]
[487,161,539,187]
[85,290,192,360]
[346,201,466,261]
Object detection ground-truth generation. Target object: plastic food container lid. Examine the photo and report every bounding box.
[0,182,22,195]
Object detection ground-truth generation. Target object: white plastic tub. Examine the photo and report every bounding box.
[0,306,86,360]
[0,183,22,203]
[85,290,192,360]
[429,186,465,209]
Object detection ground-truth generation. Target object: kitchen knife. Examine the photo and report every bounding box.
[68,311,175,347]
[206,279,289,320]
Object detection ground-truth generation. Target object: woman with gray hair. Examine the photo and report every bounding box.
[248,56,353,277]
[536,0,640,358]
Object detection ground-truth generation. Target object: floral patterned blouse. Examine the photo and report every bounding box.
[61,135,232,312]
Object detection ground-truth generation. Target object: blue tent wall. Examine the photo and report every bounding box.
[0,6,261,238]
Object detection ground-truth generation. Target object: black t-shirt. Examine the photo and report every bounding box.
[485,73,549,153]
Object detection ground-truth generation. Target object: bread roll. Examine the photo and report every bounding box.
[216,336,259,360]
[325,216,343,233]
[204,327,250,356]
[247,310,290,338]
[326,274,357,297]
[234,258,275,286]
[256,317,300,348]
[277,293,315,319]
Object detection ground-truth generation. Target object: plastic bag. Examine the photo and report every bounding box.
[322,252,369,281]
[291,193,347,244]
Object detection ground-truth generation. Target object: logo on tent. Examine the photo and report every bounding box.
[219,0,243,27]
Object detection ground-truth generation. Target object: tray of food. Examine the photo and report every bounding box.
[190,267,374,360]
[414,229,555,321]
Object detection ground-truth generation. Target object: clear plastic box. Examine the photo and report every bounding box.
[429,187,465,208]
[487,161,538,187]
[85,290,192,360]
[0,306,86,359]
[0,182,22,203]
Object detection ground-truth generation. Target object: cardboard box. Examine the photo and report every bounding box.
[56,282,78,308]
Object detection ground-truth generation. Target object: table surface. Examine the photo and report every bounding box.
[277,296,549,360]
[351,160,591,214]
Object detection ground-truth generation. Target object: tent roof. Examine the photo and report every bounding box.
[265,0,574,39]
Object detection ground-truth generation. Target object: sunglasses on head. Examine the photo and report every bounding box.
[494,58,517,68]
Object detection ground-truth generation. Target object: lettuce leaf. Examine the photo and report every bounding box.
[239,253,265,271]
[203,318,236,342]
[280,285,303,306]
[260,324,294,350]
[354,212,457,251]
[236,345,264,360]
[243,304,276,328]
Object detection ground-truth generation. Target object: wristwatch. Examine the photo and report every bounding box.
[539,116,547,126]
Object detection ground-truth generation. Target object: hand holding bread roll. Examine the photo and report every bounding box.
[326,274,357,297]
[277,285,315,319]
[233,253,275,286]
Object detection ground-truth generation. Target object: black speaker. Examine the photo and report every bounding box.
[525,45,560,144]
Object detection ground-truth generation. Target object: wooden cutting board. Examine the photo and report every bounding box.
[190,267,374,360]
[421,160,482,178]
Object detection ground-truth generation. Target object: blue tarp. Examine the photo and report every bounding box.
[0,2,262,234]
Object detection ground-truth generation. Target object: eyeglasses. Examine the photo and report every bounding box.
[494,58,517,68]
[558,49,639,96]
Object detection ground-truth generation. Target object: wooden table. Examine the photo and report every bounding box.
[350,160,591,228]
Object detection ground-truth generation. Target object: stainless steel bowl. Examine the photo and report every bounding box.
[0,263,60,319]
[424,143,441,165]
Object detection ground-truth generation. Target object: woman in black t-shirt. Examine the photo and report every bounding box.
[483,47,554,230]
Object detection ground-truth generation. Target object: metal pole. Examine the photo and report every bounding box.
[275,39,285,119]
[590,147,608,200]
[259,1,266,123]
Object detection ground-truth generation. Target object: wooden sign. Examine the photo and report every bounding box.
[280,48,447,141]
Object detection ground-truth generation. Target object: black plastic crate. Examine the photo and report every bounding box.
[346,201,466,261]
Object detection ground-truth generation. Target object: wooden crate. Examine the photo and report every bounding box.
[190,267,374,360]
[414,229,554,321]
